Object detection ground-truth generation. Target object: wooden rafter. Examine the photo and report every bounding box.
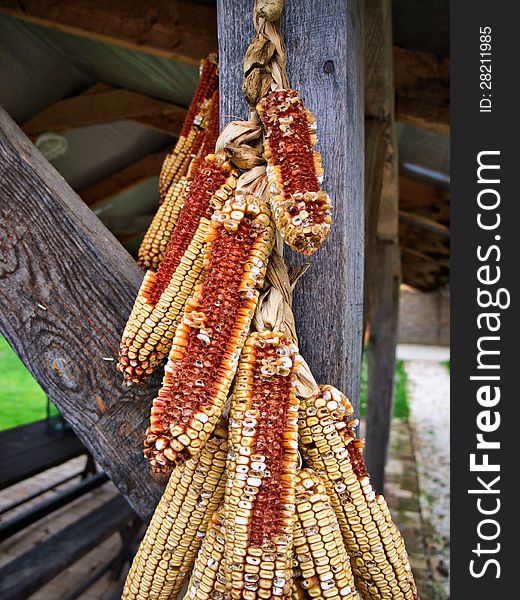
[22,85,187,138]
[394,46,450,135]
[81,150,167,207]
[0,0,216,66]
[399,209,450,238]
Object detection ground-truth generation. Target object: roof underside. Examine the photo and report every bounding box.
[0,1,449,292]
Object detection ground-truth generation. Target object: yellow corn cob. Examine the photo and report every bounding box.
[122,428,228,600]
[224,330,301,600]
[292,468,357,599]
[257,89,332,256]
[298,385,418,599]
[185,509,229,600]
[139,89,220,271]
[159,54,219,200]
[144,193,275,473]
[118,157,238,385]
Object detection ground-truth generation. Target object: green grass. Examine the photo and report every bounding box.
[0,336,51,431]
[360,352,410,420]
[443,360,451,373]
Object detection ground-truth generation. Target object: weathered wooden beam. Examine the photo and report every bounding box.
[217,0,364,411]
[0,106,162,519]
[81,150,167,207]
[365,0,394,120]
[364,117,387,335]
[394,46,450,135]
[365,241,401,492]
[22,86,187,138]
[0,0,217,66]
[364,0,401,491]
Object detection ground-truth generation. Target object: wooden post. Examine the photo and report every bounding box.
[364,0,401,492]
[365,243,401,491]
[0,107,162,519]
[217,0,364,411]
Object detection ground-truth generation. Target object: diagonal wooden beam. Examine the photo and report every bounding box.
[0,0,217,66]
[22,85,187,138]
[81,150,167,207]
[0,105,162,519]
[394,46,450,135]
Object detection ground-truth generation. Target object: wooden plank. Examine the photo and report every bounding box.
[376,121,399,242]
[365,242,401,492]
[217,0,364,410]
[81,150,167,207]
[0,419,85,490]
[394,46,450,135]
[22,86,187,138]
[0,0,217,66]
[0,106,163,519]
[0,494,134,600]
[365,0,394,119]
[399,209,450,237]
[364,117,387,334]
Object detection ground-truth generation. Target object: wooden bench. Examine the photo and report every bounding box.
[0,419,142,598]
[0,419,86,491]
[0,495,138,600]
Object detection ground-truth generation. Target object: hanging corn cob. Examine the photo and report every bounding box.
[122,427,228,600]
[298,385,418,600]
[144,182,275,473]
[185,509,228,600]
[117,3,419,599]
[292,468,357,599]
[257,89,332,256]
[118,155,238,385]
[224,330,300,600]
[159,54,219,200]
[138,90,221,271]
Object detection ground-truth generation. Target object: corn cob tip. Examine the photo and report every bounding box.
[258,88,332,256]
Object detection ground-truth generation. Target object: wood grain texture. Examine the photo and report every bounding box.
[22,87,187,138]
[0,494,134,600]
[364,118,387,335]
[217,0,364,412]
[365,0,394,119]
[365,241,400,493]
[0,419,85,490]
[0,0,217,65]
[0,106,162,519]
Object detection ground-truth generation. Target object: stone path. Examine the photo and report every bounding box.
[404,358,451,598]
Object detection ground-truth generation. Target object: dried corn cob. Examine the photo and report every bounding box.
[298,385,418,599]
[118,156,237,385]
[224,330,301,600]
[122,428,228,600]
[138,91,221,271]
[159,54,219,200]
[185,509,229,600]
[144,192,275,472]
[292,468,357,599]
[257,89,331,256]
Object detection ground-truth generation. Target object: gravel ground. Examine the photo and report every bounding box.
[401,350,450,597]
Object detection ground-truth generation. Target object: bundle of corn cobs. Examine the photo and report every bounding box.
[117,5,418,598]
